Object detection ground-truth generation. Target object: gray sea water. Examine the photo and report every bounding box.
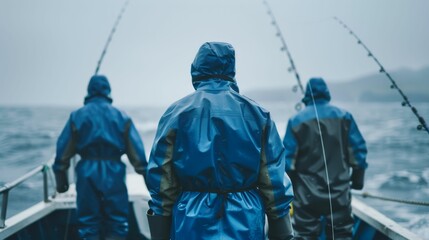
[1,102,428,238]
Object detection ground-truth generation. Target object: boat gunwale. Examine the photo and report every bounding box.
[352,197,423,240]
[0,172,152,240]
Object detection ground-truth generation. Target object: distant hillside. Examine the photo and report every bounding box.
[245,66,429,103]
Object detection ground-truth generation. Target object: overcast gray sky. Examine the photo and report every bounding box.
[1,0,428,107]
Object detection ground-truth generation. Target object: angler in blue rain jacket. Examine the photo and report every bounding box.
[146,42,294,240]
[283,78,368,239]
[53,75,147,240]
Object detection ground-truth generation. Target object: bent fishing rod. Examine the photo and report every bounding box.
[94,0,131,75]
[333,17,429,135]
[262,1,337,238]
[262,0,305,111]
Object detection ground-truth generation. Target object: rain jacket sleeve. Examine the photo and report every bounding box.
[146,110,180,217]
[346,113,368,169]
[53,115,77,172]
[124,119,148,177]
[258,117,294,220]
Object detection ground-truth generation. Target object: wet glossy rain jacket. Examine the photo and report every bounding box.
[53,75,147,238]
[283,78,367,215]
[147,42,294,239]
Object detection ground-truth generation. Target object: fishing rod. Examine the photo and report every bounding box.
[333,17,429,135]
[262,1,337,238]
[94,0,131,75]
[262,0,305,111]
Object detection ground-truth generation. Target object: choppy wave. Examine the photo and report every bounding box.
[371,169,429,191]
[408,217,429,239]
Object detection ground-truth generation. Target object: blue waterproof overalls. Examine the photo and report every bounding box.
[53,75,147,239]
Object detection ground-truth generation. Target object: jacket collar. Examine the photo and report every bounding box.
[192,79,240,93]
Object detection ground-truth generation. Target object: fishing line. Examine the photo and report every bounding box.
[333,17,429,135]
[94,0,131,75]
[261,1,336,238]
[308,84,336,240]
[262,0,304,111]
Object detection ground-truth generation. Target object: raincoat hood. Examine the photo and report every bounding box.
[302,77,331,105]
[84,75,112,104]
[191,42,237,91]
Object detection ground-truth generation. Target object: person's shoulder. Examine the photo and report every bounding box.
[70,105,86,117]
[288,104,320,126]
[160,92,196,118]
[237,93,270,114]
[67,105,88,124]
[328,103,352,119]
[109,105,132,121]
[89,103,132,121]
[288,110,305,127]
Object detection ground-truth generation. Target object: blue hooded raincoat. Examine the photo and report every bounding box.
[147,42,294,239]
[53,75,147,239]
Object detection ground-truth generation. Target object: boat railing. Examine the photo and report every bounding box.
[0,164,51,229]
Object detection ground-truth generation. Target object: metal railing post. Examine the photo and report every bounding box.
[43,165,49,203]
[0,190,9,228]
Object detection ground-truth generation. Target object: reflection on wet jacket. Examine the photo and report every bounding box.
[283,78,367,210]
[147,42,294,239]
[52,75,147,238]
